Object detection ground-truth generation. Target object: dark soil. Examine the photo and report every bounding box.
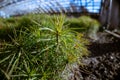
[88,40,120,57]
[73,33,120,80]
[80,49,120,80]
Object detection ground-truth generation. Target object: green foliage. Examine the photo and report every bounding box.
[66,16,100,39]
[0,14,89,80]
[0,16,36,41]
[17,16,34,28]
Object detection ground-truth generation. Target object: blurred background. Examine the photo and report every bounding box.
[0,0,102,18]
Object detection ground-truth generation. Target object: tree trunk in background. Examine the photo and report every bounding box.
[100,0,120,30]
[109,0,120,30]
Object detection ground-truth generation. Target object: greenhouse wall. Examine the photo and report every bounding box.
[0,0,102,17]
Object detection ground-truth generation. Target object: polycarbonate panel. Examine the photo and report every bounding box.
[0,0,102,17]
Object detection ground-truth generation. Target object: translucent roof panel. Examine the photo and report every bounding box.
[0,0,102,17]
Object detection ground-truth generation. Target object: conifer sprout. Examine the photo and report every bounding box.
[0,14,90,80]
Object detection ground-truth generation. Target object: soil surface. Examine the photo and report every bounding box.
[79,42,120,80]
[66,32,120,80]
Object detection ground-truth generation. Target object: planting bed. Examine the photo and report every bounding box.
[66,32,120,80]
[0,15,119,80]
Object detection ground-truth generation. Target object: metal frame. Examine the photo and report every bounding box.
[0,0,102,16]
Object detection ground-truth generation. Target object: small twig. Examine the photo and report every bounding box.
[105,30,120,39]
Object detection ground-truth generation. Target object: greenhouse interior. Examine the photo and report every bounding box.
[0,0,120,80]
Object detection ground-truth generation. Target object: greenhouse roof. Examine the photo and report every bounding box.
[0,0,102,17]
